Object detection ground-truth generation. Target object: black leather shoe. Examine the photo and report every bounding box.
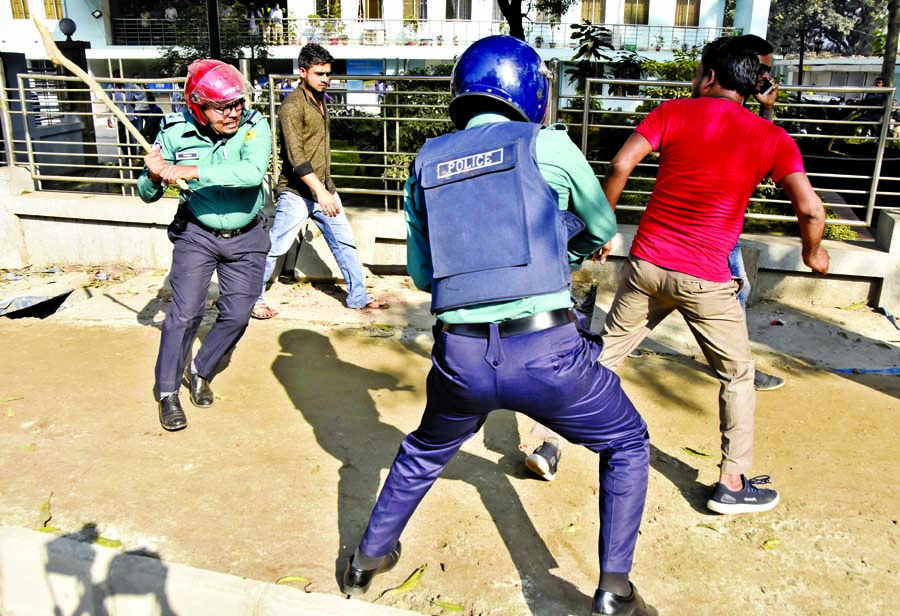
[158,394,187,431]
[340,543,402,596]
[592,584,657,616]
[187,370,214,408]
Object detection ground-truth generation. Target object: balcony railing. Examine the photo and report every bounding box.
[108,17,739,52]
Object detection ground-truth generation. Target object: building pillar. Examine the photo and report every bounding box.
[876,210,900,314]
[57,40,97,167]
[733,0,770,37]
[649,0,676,27]
[607,0,624,25]
[0,167,32,269]
[700,0,726,30]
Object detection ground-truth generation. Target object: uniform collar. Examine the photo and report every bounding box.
[465,113,512,128]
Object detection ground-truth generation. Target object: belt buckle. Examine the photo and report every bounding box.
[218,229,234,239]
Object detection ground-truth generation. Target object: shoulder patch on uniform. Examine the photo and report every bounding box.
[245,129,257,141]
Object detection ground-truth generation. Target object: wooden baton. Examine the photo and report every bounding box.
[32,16,190,191]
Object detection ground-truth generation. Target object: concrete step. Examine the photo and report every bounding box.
[0,526,421,616]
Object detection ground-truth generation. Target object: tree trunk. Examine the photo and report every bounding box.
[496,0,526,40]
[882,0,900,87]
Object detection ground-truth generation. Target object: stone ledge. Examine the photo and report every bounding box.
[12,191,176,225]
[1,191,897,312]
[0,526,418,616]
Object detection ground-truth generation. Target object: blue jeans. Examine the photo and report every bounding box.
[257,190,372,309]
[728,242,750,312]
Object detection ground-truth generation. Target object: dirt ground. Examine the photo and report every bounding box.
[1,268,899,615]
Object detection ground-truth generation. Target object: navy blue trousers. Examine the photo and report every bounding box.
[154,219,269,394]
[359,319,650,574]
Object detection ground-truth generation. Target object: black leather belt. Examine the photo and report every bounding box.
[441,308,574,338]
[189,212,261,239]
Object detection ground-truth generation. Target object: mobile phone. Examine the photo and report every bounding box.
[758,78,775,96]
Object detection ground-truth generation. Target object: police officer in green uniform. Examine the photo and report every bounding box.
[340,36,656,616]
[138,59,272,431]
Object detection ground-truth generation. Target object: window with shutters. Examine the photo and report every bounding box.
[675,0,700,27]
[624,0,649,25]
[403,0,427,19]
[581,0,605,23]
[12,0,31,19]
[44,0,63,19]
[446,0,471,20]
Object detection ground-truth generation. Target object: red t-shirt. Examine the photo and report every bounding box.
[631,97,805,281]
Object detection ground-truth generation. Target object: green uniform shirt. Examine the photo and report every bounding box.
[138,109,272,230]
[405,113,617,324]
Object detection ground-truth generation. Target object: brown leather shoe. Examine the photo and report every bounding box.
[187,370,214,408]
[592,584,657,616]
[340,543,401,596]
[158,394,187,431]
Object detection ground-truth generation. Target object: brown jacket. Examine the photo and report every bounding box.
[275,85,334,200]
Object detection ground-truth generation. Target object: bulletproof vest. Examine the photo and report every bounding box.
[415,122,572,313]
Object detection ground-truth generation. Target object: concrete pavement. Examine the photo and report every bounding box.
[1,266,899,615]
[0,526,419,615]
[0,269,435,616]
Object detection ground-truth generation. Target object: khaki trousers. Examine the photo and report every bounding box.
[600,256,756,475]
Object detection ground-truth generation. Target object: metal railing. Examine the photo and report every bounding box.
[1,69,897,234]
[106,17,739,51]
[265,72,454,210]
[568,77,900,229]
[599,24,741,52]
[3,74,188,194]
[1,71,455,209]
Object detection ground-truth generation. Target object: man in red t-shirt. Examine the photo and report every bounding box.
[600,36,829,514]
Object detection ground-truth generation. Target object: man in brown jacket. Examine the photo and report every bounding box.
[253,43,386,318]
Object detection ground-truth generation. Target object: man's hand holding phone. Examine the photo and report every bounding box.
[754,77,778,113]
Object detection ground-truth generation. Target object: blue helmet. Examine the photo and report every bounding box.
[449,35,549,129]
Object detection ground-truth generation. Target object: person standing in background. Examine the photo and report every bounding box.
[269,3,283,44]
[253,43,386,319]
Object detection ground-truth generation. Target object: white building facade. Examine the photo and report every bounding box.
[1,0,769,78]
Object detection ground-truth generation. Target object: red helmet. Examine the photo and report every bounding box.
[184,59,251,125]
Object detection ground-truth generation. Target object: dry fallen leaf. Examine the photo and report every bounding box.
[431,598,465,611]
[95,536,122,548]
[762,538,780,550]
[38,492,52,528]
[682,447,712,458]
[376,563,427,602]
[275,575,312,586]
